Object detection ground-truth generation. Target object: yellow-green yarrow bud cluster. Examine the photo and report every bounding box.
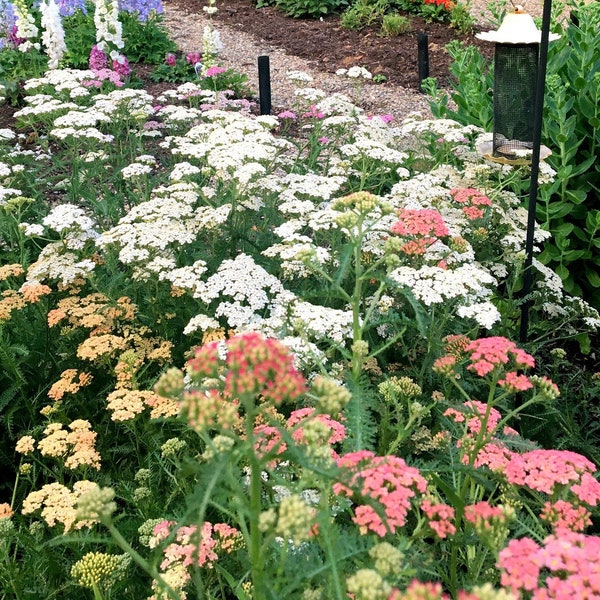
[302,589,324,600]
[334,212,359,230]
[383,236,405,256]
[258,508,277,532]
[154,367,185,399]
[133,486,151,502]
[379,376,422,402]
[369,542,404,578]
[138,518,164,547]
[530,375,560,400]
[449,236,469,253]
[313,376,351,416]
[346,568,391,600]
[351,340,369,358]
[275,494,315,546]
[468,583,518,600]
[75,485,116,523]
[19,463,32,475]
[0,517,15,537]
[160,437,187,458]
[332,191,386,215]
[134,468,151,484]
[70,552,123,589]
[202,434,235,461]
[301,420,330,446]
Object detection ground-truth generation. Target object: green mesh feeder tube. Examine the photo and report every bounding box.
[493,43,538,159]
[476,7,560,164]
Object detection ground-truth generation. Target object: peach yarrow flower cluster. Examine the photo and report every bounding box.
[21,480,98,532]
[28,419,101,470]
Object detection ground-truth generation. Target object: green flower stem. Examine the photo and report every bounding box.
[318,490,345,600]
[243,402,267,597]
[92,582,105,600]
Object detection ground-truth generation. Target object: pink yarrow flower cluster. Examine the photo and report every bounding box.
[302,104,325,119]
[464,501,509,533]
[334,450,427,536]
[465,336,535,378]
[540,500,592,533]
[187,332,307,407]
[498,530,600,598]
[149,520,241,597]
[204,65,226,77]
[420,500,456,539]
[253,407,345,467]
[505,449,600,503]
[390,208,449,256]
[450,188,492,221]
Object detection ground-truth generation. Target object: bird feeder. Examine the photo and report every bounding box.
[476,6,560,163]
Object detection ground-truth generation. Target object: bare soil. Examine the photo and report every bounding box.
[168,0,494,89]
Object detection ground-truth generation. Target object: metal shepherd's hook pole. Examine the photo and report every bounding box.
[519,0,553,344]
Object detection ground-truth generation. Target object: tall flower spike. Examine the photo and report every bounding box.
[40,0,67,69]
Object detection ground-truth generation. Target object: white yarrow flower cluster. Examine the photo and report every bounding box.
[93,89,155,122]
[43,203,99,249]
[121,163,153,179]
[287,70,314,84]
[97,182,201,275]
[290,301,354,344]
[27,244,96,286]
[183,314,221,336]
[389,264,500,328]
[336,66,372,80]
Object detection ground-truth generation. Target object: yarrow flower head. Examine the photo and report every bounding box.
[182,332,308,433]
[389,209,449,256]
[450,188,492,221]
[334,451,427,536]
[465,337,535,377]
[70,552,127,590]
[498,531,600,598]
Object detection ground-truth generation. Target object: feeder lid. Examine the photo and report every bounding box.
[476,6,561,44]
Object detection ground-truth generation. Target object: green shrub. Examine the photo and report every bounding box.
[422,40,494,129]
[62,6,97,68]
[275,0,348,18]
[380,11,410,35]
[120,11,177,65]
[341,0,389,29]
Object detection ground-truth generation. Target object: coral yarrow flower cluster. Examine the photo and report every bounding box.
[450,188,492,221]
[187,331,307,406]
[434,336,538,391]
[498,530,600,598]
[390,208,449,256]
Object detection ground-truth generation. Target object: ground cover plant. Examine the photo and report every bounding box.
[1,0,600,599]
